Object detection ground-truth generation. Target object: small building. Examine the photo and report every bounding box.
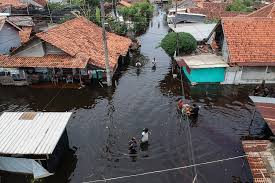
[0,16,22,54]
[0,16,132,86]
[0,0,27,14]
[0,112,72,179]
[176,54,228,84]
[207,3,275,84]
[168,22,216,43]
[249,96,275,135]
[7,16,35,43]
[242,140,275,183]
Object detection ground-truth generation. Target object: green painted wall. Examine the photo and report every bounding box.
[182,67,225,83]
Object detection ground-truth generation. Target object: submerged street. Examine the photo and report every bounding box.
[0,10,266,183]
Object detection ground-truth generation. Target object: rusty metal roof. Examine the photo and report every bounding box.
[249,96,275,135]
[242,140,275,183]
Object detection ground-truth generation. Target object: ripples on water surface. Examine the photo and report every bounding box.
[0,10,269,183]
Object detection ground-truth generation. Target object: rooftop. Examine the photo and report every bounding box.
[7,16,34,27]
[222,17,275,65]
[249,96,275,134]
[176,54,228,68]
[247,2,275,18]
[189,2,244,20]
[36,17,132,71]
[118,0,132,7]
[0,112,72,155]
[0,16,22,31]
[0,53,89,68]
[168,23,216,42]
[0,0,27,9]
[242,140,275,183]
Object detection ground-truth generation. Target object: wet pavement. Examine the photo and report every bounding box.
[0,9,269,183]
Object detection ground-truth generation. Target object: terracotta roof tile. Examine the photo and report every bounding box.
[222,17,275,65]
[247,2,275,18]
[32,0,47,7]
[0,54,88,68]
[36,17,132,71]
[19,27,32,43]
[0,0,27,9]
[189,2,245,20]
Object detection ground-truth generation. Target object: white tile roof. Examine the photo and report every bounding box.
[0,112,72,155]
[178,54,228,68]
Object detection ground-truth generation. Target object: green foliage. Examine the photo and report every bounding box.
[226,0,254,12]
[107,18,128,35]
[160,32,197,56]
[48,2,66,10]
[95,7,101,24]
[118,2,154,34]
[59,14,75,23]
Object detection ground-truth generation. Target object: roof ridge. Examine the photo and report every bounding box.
[247,2,274,17]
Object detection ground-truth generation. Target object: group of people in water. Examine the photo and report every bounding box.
[252,80,270,97]
[128,128,150,154]
[177,99,200,119]
[135,58,157,71]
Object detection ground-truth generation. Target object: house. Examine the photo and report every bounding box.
[188,2,245,20]
[0,16,132,85]
[0,16,22,54]
[207,12,275,84]
[0,112,72,179]
[0,0,27,14]
[176,54,228,84]
[8,16,35,43]
[242,140,275,183]
[241,96,275,182]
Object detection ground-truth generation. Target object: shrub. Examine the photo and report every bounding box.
[160,32,197,56]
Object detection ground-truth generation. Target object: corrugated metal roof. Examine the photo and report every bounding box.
[249,96,275,135]
[168,23,216,41]
[242,140,275,183]
[175,54,228,68]
[0,112,72,155]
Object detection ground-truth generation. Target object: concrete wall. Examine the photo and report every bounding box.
[14,39,45,57]
[221,37,229,62]
[222,66,275,84]
[0,23,21,54]
[182,67,225,83]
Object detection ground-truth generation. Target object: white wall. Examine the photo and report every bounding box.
[0,23,21,54]
[222,66,275,84]
[14,39,45,57]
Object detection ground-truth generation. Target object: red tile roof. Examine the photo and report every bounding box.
[222,17,275,65]
[36,17,132,71]
[32,0,47,7]
[189,2,244,20]
[242,140,275,183]
[0,54,89,68]
[247,2,275,18]
[19,27,32,43]
[0,0,27,9]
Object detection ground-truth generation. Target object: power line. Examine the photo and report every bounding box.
[83,155,247,183]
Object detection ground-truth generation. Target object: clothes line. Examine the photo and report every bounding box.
[83,155,246,183]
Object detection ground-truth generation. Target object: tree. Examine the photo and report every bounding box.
[226,0,254,12]
[118,2,154,34]
[160,32,197,57]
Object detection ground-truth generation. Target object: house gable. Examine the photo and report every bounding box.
[0,22,21,54]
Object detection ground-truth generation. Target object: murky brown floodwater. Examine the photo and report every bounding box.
[0,9,270,183]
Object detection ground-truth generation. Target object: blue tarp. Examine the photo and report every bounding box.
[0,157,52,179]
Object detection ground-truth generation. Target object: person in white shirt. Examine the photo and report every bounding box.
[141,128,150,143]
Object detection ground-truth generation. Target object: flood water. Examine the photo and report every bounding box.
[0,9,269,183]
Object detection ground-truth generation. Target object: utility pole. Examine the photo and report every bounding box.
[100,0,112,86]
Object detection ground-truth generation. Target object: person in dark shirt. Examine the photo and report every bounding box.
[190,104,199,119]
